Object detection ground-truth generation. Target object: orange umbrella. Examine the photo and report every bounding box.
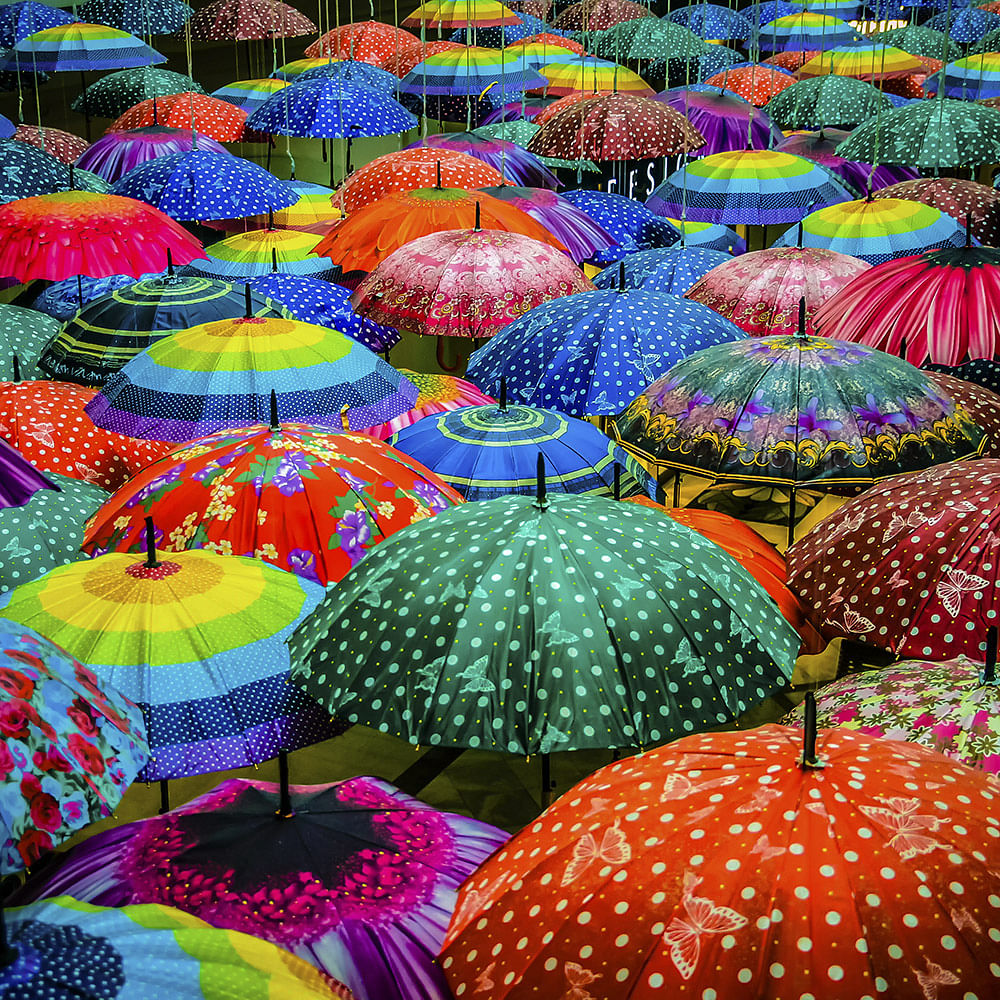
[305,20,418,64]
[315,187,566,274]
[763,50,817,71]
[339,147,506,213]
[108,93,248,143]
[704,65,796,106]
[625,497,826,654]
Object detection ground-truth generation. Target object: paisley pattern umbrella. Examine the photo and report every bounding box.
[874,177,1000,246]
[657,88,782,158]
[592,245,733,294]
[73,67,205,118]
[75,127,228,184]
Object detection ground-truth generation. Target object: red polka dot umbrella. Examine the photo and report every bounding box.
[0,380,171,490]
[12,124,89,165]
[553,0,655,31]
[685,246,871,337]
[526,92,706,161]
[507,32,586,56]
[704,65,796,106]
[763,49,818,70]
[443,724,1000,999]
[187,0,316,40]
[533,89,613,125]
[108,92,248,143]
[928,371,1000,457]
[339,148,505,213]
[874,177,1000,247]
[787,459,1000,661]
[305,21,418,65]
[380,39,465,77]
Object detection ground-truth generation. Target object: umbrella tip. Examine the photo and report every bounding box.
[966,211,973,248]
[166,247,174,278]
[269,388,279,431]
[271,247,278,273]
[436,159,443,189]
[795,296,807,339]
[244,284,253,319]
[499,374,508,411]
[613,461,621,501]
[11,354,19,383]
[143,516,161,569]
[982,625,999,685]
[474,199,481,232]
[268,209,274,231]
[800,691,825,770]
[618,259,625,292]
[534,451,548,510]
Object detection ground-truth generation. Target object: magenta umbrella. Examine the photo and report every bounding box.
[656,87,783,158]
[75,126,228,183]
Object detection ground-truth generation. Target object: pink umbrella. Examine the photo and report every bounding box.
[685,245,871,336]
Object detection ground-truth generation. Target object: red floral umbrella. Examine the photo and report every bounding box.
[108,93,248,143]
[553,0,654,31]
[380,39,465,77]
[526,92,706,161]
[0,380,171,490]
[352,229,593,338]
[928,371,1000,457]
[787,459,1000,661]
[305,21,418,65]
[13,125,89,165]
[0,191,205,281]
[685,246,871,337]
[812,245,1000,367]
[187,0,316,40]
[339,148,505,213]
[874,177,1000,247]
[81,424,463,586]
[442,724,1000,998]
[704,65,796,106]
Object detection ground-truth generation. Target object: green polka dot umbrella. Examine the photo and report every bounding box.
[0,302,59,379]
[870,24,960,62]
[764,75,892,129]
[287,492,801,755]
[72,66,206,119]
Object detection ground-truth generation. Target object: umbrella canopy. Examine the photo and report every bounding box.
[39,274,288,385]
[926,52,1000,99]
[13,778,505,1000]
[86,316,417,441]
[78,0,193,35]
[0,619,147,871]
[108,92,248,143]
[404,0,521,28]
[874,177,1000,247]
[187,0,315,40]
[812,246,1000,366]
[756,11,861,50]
[535,56,654,97]
[386,403,654,499]
[771,198,971,265]
[3,896,352,999]
[110,150,297,222]
[352,229,593,339]
[381,39,466,77]
[927,5,1000,42]
[74,66,205,118]
[287,492,800,753]
[82,426,462,587]
[928,370,1000,457]
[685,246,871,337]
[474,119,601,171]
[306,20,418,65]
[405,133,557,188]
[798,43,924,80]
[0,139,73,206]
[663,216,746,252]
[646,149,851,226]
[0,22,165,73]
[613,333,986,488]
[181,228,336,280]
[702,65,795,105]
[399,45,545,98]
[33,271,163,321]
[211,77,290,113]
[592,245,734,294]
[0,438,57,511]
[870,24,960,61]
[656,88,782,158]
[466,289,746,416]
[240,178,339,231]
[0,302,58,379]
[339,148,506,213]
[763,74,892,129]
[441,725,1000,998]
[787,459,999,660]
[75,126,228,184]
[0,191,205,281]
[12,124,88,165]
[290,59,402,93]
[553,0,653,31]
[561,188,680,265]
[0,1,73,47]
[588,19,705,62]
[668,2,754,40]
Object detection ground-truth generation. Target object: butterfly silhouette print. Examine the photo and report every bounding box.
[561,961,601,1000]
[561,821,631,886]
[858,796,947,860]
[663,872,748,980]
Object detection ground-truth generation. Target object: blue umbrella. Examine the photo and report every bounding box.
[111,149,298,222]
[755,14,862,51]
[450,11,551,45]
[926,7,1000,43]
[466,289,746,416]
[591,246,733,295]
[78,0,193,35]
[0,114,13,139]
[559,189,681,265]
[33,272,163,321]
[295,59,401,93]
[0,2,73,47]
[0,138,68,204]
[0,23,166,73]
[387,403,656,501]
[738,1,801,27]
[668,3,754,40]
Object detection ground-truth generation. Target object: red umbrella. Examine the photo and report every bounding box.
[305,21,418,64]
[553,0,654,31]
[787,459,1000,661]
[533,89,613,125]
[526,92,706,161]
[442,724,1000,998]
[812,245,1000,367]
[108,93,248,143]
[380,39,465,77]
[187,0,316,40]
[13,125,88,165]
[685,246,871,337]
[874,176,1000,247]
[928,371,1000,457]
[704,65,796,106]
[352,229,594,338]
[763,50,817,70]
[0,191,205,281]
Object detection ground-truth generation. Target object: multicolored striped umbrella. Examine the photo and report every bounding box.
[270,57,340,80]
[504,35,583,67]
[74,67,206,118]
[537,56,654,96]
[78,0,193,35]
[306,20,418,65]
[364,369,494,439]
[925,52,1000,99]
[403,0,521,28]
[756,12,861,51]
[661,216,747,252]
[798,44,925,80]
[75,126,227,183]
[108,92,248,143]
[763,75,892,129]
[181,229,336,280]
[399,45,545,98]
[85,315,418,440]
[187,0,316,41]
[561,187,679,265]
[211,77,290,113]
[0,1,74,47]
[380,39,465,77]
[239,179,339,230]
[0,22,165,73]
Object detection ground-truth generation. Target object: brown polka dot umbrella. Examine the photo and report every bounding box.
[187,0,316,41]
[874,177,1000,247]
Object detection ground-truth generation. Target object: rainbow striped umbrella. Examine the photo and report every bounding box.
[537,56,654,96]
[925,53,1000,100]
[403,0,521,28]
[182,229,338,280]
[503,39,581,68]
[756,12,861,51]
[400,45,545,96]
[771,198,972,264]
[787,0,865,17]
[798,44,924,80]
[0,22,165,73]
[270,57,339,80]
[212,77,290,113]
[247,179,339,230]
[662,217,747,253]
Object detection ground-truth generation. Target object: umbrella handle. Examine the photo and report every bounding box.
[981,625,998,685]
[436,337,463,373]
[800,691,826,770]
[0,904,17,970]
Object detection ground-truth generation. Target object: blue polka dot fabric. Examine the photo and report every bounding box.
[0,1,73,47]
[926,6,1000,43]
[742,1,800,26]
[294,59,401,94]
[449,11,555,45]
[591,246,733,295]
[668,3,754,41]
[466,288,747,416]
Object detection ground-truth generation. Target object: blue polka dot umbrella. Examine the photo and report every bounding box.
[466,289,746,416]
[591,245,733,295]
[743,0,800,25]
[668,3,754,41]
[78,0,193,35]
[294,58,401,93]
[0,1,73,47]
[111,150,298,222]
[0,138,69,205]
[926,6,1000,44]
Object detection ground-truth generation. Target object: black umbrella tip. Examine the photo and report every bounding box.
[269,388,280,431]
[534,451,548,510]
[498,374,508,411]
[143,516,161,569]
[982,624,999,685]
[800,691,826,770]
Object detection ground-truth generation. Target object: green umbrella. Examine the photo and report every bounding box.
[0,303,59,379]
[71,66,205,118]
[837,98,1000,169]
[764,75,892,130]
[69,166,113,194]
[970,26,1000,55]
[589,19,708,61]
[0,470,106,593]
[288,492,801,755]
[870,25,960,62]
[472,119,600,171]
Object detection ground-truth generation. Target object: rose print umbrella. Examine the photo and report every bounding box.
[787,459,1000,661]
[874,177,1000,247]
[0,618,148,872]
[928,372,1000,457]
[441,725,1000,999]
[81,425,463,587]
[14,777,507,1000]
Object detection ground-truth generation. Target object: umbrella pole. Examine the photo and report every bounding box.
[0,904,17,969]
[672,473,680,507]
[79,71,91,143]
[541,753,556,807]
[277,750,294,818]
[786,488,797,549]
[158,780,170,814]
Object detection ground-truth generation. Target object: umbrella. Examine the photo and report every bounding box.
[762,48,817,70]
[685,246,871,337]
[771,198,971,265]
[744,0,802,24]
[0,619,147,871]
[399,45,546,100]
[32,271,162,321]
[108,92,248,143]
[870,23,960,61]
[211,77,290,113]
[646,149,851,226]
[926,5,1000,42]
[592,245,734,294]
[0,191,205,281]
[553,0,654,31]
[404,0,521,28]
[380,39,466,78]
[13,777,506,1000]
[364,369,495,439]
[242,178,339,230]
[78,0,193,35]
[306,20,418,65]
[755,11,861,50]
[477,184,616,263]
[471,119,601,171]
[928,370,1000,457]
[2,897,352,999]
[0,546,342,782]
[0,1,73,47]
[479,95,560,123]
[404,133,556,189]
[926,52,1000,99]
[12,124,87,165]
[875,177,1000,247]
[387,403,653,499]
[82,424,462,587]
[535,57,654,97]
[835,99,1000,169]
[441,725,1000,998]
[702,65,795,105]
[353,229,593,339]
[39,274,288,385]
[287,491,800,753]
[181,229,336,280]
[72,67,205,119]
[589,19,706,62]
[0,139,73,206]
[75,127,228,184]
[526,93,706,161]
[269,57,344,80]
[339,148,506,213]
[0,22,165,73]
[86,315,418,441]
[668,2,754,40]
[291,60,402,93]
[0,115,11,140]
[466,289,746,416]
[187,0,315,40]
[797,43,924,81]
[110,150,297,222]
[0,302,58,379]
[656,88,782,158]
[0,437,57,511]
[613,332,986,489]
[662,216,746,252]
[787,459,999,661]
[0,380,169,490]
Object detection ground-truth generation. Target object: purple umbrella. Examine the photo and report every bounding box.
[479,97,558,124]
[656,88,784,158]
[0,436,57,509]
[406,132,559,189]
[75,126,228,183]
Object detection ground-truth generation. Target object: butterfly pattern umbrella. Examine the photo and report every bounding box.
[561,188,680,265]
[592,246,735,295]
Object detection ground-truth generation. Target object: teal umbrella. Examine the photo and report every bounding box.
[764,75,892,129]
[871,25,960,62]
[288,492,801,755]
[71,66,205,118]
[0,302,59,379]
